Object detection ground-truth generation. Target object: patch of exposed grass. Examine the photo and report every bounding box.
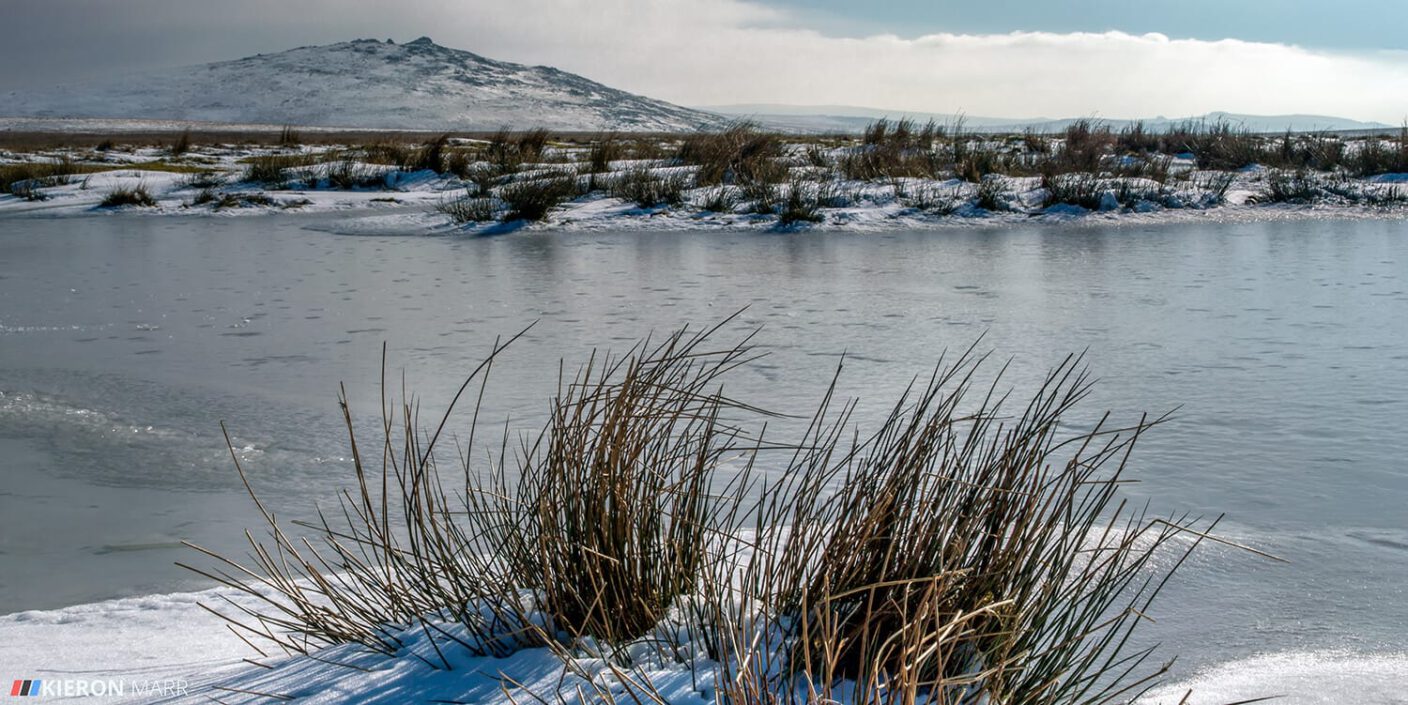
[1,157,83,195]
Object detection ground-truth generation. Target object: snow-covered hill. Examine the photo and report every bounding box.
[0,37,725,132]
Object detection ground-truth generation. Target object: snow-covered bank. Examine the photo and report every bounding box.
[3,588,1403,704]
[3,140,1407,234]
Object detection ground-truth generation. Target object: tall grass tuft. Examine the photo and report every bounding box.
[278,125,302,147]
[500,173,578,222]
[777,179,832,224]
[241,154,315,188]
[608,166,692,208]
[676,121,784,186]
[976,174,1011,211]
[587,133,623,174]
[436,189,499,223]
[841,118,944,181]
[1042,173,1106,210]
[709,348,1214,704]
[471,324,758,643]
[99,183,156,208]
[187,325,1244,703]
[408,134,451,173]
[170,129,192,157]
[1262,169,1322,203]
[1055,118,1114,173]
[516,128,552,163]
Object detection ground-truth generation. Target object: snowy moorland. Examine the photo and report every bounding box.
[3,120,1407,234]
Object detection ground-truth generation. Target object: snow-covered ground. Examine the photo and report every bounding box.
[3,586,1403,704]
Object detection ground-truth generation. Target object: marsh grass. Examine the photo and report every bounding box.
[324,159,387,190]
[1,157,81,195]
[777,179,833,224]
[840,118,944,181]
[500,172,578,222]
[99,182,156,208]
[706,349,1215,705]
[1056,119,1114,173]
[176,170,227,190]
[608,166,692,208]
[976,175,1012,212]
[677,122,784,186]
[693,186,739,213]
[170,129,192,157]
[278,125,302,147]
[436,189,499,223]
[586,133,623,174]
[241,154,317,188]
[1261,169,1322,204]
[1043,173,1106,210]
[408,134,450,173]
[186,317,1245,704]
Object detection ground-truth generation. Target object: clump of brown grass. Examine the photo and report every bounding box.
[840,118,945,180]
[586,133,623,174]
[99,182,156,208]
[187,321,1240,705]
[676,121,785,186]
[499,172,578,222]
[608,165,692,208]
[707,347,1215,704]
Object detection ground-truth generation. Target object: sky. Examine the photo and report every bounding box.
[2,0,1407,123]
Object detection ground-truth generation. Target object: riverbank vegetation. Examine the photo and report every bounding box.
[4,119,1406,225]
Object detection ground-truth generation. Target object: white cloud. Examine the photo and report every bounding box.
[7,0,1408,122]
[377,0,1408,123]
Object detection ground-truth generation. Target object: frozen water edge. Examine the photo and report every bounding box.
[3,587,1405,704]
[2,166,1404,237]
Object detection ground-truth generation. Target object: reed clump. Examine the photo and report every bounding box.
[99,182,156,207]
[607,165,692,208]
[241,153,316,188]
[839,117,944,180]
[188,319,1235,704]
[499,172,578,222]
[676,121,784,187]
[436,189,498,223]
